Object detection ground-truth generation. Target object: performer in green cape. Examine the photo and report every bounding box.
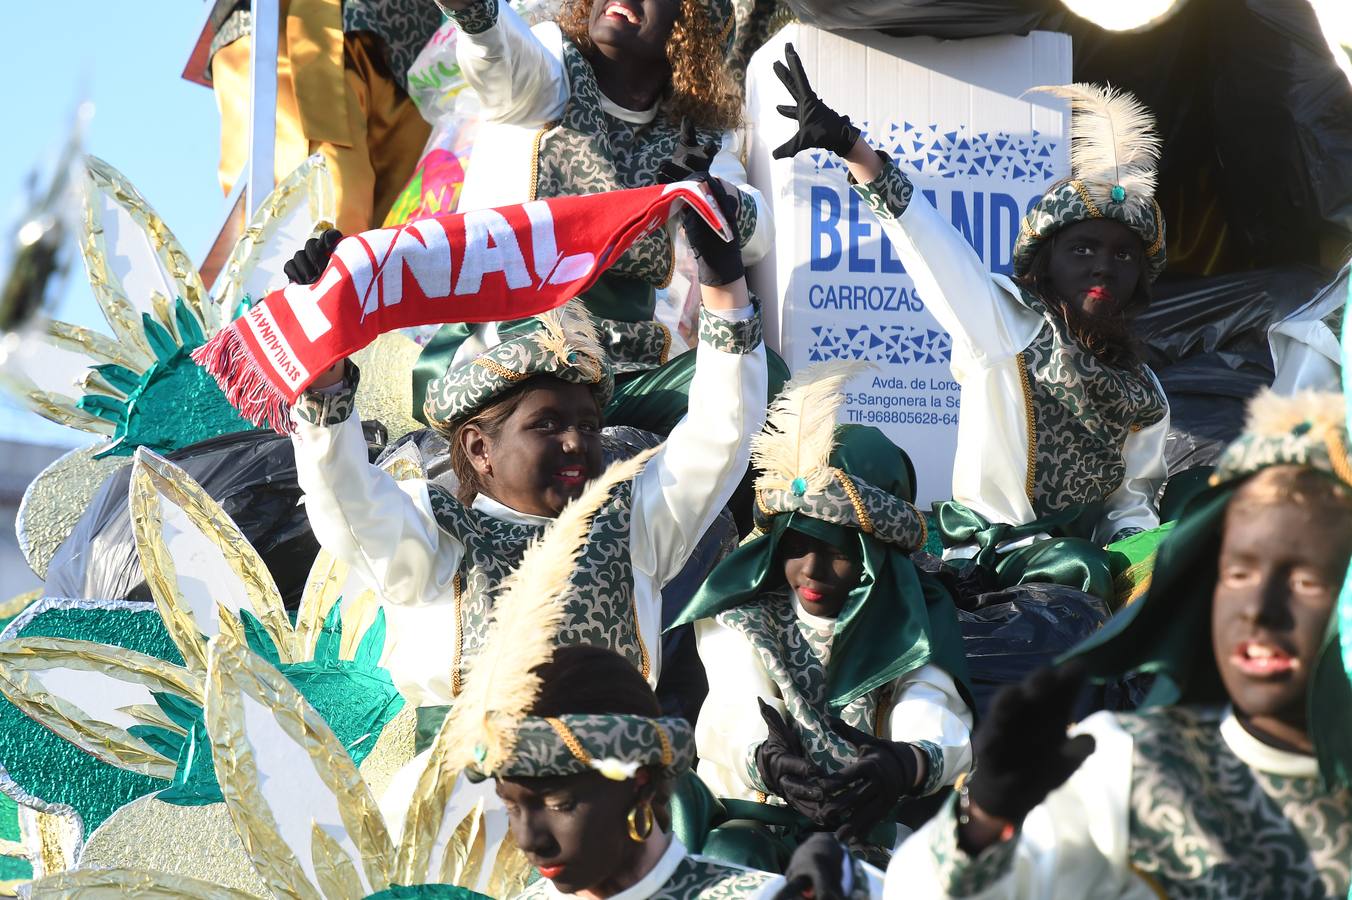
[768,44,1172,604]
[865,388,1352,898]
[669,363,973,869]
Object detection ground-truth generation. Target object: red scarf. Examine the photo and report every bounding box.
[193,182,728,433]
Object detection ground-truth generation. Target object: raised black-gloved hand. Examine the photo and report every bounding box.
[774,831,851,900]
[771,43,861,160]
[658,118,721,184]
[679,174,743,287]
[967,663,1096,825]
[820,717,919,841]
[284,229,343,285]
[754,699,837,827]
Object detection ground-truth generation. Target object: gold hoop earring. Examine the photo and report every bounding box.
[626,802,654,843]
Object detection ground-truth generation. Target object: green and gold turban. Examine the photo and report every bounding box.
[1070,389,1352,786]
[673,363,970,711]
[1012,84,1166,284]
[486,714,695,780]
[422,302,614,429]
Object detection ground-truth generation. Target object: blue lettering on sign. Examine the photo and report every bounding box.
[810,186,841,272]
[847,191,874,273]
[808,186,1027,276]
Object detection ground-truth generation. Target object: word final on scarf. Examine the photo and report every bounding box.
[193,182,729,433]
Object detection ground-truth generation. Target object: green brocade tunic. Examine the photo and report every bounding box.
[894,707,1352,899]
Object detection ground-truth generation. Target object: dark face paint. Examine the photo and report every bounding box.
[496,771,646,895]
[1211,489,1352,752]
[1046,218,1144,321]
[473,381,604,518]
[587,0,680,64]
[779,529,862,620]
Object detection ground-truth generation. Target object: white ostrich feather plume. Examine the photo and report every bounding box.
[752,360,874,495]
[1032,83,1161,212]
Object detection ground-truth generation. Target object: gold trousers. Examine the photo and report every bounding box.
[212,24,430,234]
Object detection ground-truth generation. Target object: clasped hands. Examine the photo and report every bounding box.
[754,698,921,842]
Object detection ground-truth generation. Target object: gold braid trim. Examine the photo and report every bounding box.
[631,597,652,682]
[1016,351,1038,502]
[754,489,777,520]
[1019,214,1043,242]
[529,121,557,201]
[832,469,874,535]
[1070,179,1104,218]
[719,11,734,43]
[451,571,465,697]
[1145,198,1166,259]
[472,356,532,382]
[1325,428,1352,487]
[657,324,672,366]
[653,720,674,767]
[913,502,929,550]
[545,717,594,766]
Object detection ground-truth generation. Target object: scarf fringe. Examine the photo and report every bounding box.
[191,326,296,435]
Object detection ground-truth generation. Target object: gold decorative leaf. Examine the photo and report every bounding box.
[0,637,201,778]
[27,867,261,899]
[212,155,336,331]
[129,449,294,669]
[309,821,365,900]
[81,157,208,355]
[205,636,395,898]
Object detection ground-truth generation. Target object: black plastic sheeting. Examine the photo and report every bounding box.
[1132,265,1334,471]
[782,0,1352,270]
[44,430,322,609]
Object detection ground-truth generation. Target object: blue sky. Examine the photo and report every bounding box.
[1,3,223,448]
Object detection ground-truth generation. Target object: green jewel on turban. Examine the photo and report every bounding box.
[1069,389,1352,786]
[672,362,971,710]
[422,301,614,429]
[1012,84,1167,284]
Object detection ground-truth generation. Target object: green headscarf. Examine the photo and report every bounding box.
[1069,389,1352,786]
[672,426,971,710]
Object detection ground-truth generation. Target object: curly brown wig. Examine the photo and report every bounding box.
[557,0,743,131]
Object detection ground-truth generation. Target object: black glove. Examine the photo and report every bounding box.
[771,43,861,160]
[658,118,720,184]
[819,717,919,841]
[774,831,851,900]
[754,699,837,827]
[284,228,343,285]
[679,174,744,287]
[967,663,1096,825]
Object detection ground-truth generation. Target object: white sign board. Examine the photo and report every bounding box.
[746,27,1071,506]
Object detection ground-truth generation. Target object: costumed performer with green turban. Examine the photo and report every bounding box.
[769,44,1172,604]
[414,0,786,436]
[285,179,765,746]
[670,362,973,869]
[847,388,1352,898]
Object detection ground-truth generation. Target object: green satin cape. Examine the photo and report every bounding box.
[671,426,971,711]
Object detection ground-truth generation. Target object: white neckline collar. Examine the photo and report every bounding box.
[471,493,555,527]
[540,834,685,900]
[792,592,838,635]
[1219,707,1320,778]
[599,92,658,125]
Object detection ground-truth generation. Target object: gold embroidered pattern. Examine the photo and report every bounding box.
[1325,428,1352,487]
